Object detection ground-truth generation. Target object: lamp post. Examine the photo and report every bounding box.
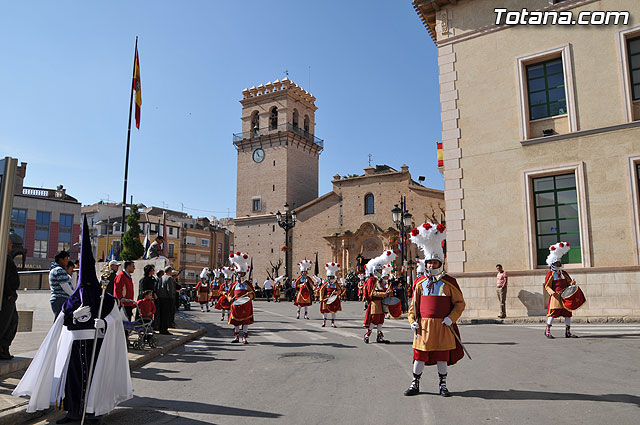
[392,197,413,311]
[276,203,297,283]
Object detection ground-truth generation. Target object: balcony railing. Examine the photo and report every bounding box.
[22,187,65,199]
[233,123,324,149]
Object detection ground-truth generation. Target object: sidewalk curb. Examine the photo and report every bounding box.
[0,320,206,425]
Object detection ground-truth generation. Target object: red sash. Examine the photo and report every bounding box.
[419,295,452,319]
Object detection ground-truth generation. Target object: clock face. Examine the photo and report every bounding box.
[253,148,265,163]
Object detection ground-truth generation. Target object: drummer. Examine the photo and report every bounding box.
[294,260,314,319]
[319,263,343,327]
[363,250,397,344]
[195,268,211,312]
[357,273,366,308]
[209,268,222,308]
[214,267,234,321]
[544,242,578,339]
[227,252,255,344]
[273,275,284,302]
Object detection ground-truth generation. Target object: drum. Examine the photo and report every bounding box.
[233,296,251,306]
[561,285,586,311]
[326,294,338,305]
[382,296,402,318]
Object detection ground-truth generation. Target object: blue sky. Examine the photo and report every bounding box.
[0,0,442,218]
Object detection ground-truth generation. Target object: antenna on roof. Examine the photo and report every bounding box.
[368,153,373,167]
[284,69,289,77]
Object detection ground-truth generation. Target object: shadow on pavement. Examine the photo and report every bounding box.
[577,334,640,339]
[120,397,283,418]
[455,389,640,406]
[130,367,193,382]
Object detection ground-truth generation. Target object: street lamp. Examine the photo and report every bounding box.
[276,202,297,282]
[391,198,413,312]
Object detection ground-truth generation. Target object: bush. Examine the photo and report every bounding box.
[121,204,145,260]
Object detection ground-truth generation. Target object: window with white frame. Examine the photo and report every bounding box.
[201,239,209,247]
[199,255,209,264]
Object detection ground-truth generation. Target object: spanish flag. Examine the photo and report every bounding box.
[133,46,141,129]
[437,142,443,167]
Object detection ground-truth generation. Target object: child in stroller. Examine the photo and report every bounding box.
[123,290,158,350]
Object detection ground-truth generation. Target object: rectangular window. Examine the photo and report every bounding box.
[168,243,175,258]
[34,211,51,258]
[11,208,27,241]
[199,255,209,264]
[58,214,73,253]
[201,239,209,247]
[169,227,174,235]
[527,58,567,120]
[185,253,196,262]
[533,174,581,265]
[252,198,261,211]
[185,236,196,246]
[627,36,640,101]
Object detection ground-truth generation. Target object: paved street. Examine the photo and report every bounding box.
[29,301,640,425]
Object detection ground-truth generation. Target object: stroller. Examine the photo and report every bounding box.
[123,317,158,350]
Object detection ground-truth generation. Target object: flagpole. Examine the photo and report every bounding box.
[121,36,138,238]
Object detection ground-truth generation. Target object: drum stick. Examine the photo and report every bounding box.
[446,324,472,360]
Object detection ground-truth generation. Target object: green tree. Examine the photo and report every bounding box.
[121,204,145,260]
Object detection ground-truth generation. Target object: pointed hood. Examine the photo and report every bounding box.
[78,214,100,288]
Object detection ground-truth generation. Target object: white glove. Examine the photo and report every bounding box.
[442,316,453,327]
[410,322,419,331]
[94,319,106,330]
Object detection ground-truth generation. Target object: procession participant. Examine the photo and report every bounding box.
[404,222,465,397]
[273,275,284,302]
[357,273,366,309]
[320,263,343,327]
[195,268,212,312]
[340,276,348,300]
[363,250,397,344]
[13,216,132,422]
[228,252,256,344]
[294,260,314,319]
[214,267,234,321]
[209,268,222,308]
[544,242,578,339]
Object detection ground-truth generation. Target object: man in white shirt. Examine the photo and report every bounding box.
[263,278,273,302]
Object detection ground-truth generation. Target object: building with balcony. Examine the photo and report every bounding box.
[10,162,81,269]
[180,217,234,286]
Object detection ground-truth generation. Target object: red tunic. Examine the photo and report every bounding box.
[229,281,255,326]
[195,281,210,304]
[320,282,342,313]
[215,282,232,310]
[544,270,573,318]
[363,276,386,327]
[137,298,156,319]
[294,275,313,307]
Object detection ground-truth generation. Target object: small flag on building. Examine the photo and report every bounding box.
[142,226,150,259]
[134,45,141,129]
[437,142,443,167]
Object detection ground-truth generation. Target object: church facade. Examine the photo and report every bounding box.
[233,79,444,283]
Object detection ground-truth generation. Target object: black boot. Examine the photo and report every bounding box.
[565,325,578,338]
[404,373,421,396]
[243,332,249,344]
[439,373,451,397]
[232,331,240,343]
[364,330,371,344]
[376,331,389,344]
[545,324,554,339]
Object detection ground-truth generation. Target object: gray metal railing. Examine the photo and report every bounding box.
[18,270,50,290]
[233,123,324,149]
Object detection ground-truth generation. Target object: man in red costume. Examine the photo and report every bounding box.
[544,242,579,339]
[363,250,396,344]
[195,268,211,312]
[405,222,465,397]
[319,263,343,327]
[294,260,314,319]
[214,267,234,322]
[228,252,255,344]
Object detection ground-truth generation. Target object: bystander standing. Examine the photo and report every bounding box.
[105,259,120,295]
[115,261,137,321]
[496,264,508,319]
[0,235,20,360]
[263,278,273,301]
[155,266,175,335]
[49,250,73,320]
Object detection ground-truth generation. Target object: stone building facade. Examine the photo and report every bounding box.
[413,0,640,317]
[233,79,444,283]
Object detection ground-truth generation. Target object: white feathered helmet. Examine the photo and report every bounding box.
[211,268,222,279]
[221,266,235,280]
[365,250,397,276]
[325,262,340,277]
[229,251,250,273]
[410,222,446,263]
[200,267,210,281]
[382,263,394,278]
[299,259,313,272]
[416,259,426,276]
[546,241,571,266]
